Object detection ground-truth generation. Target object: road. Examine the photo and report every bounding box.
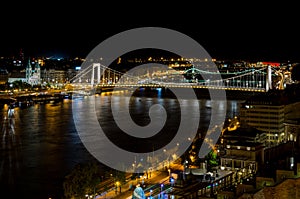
[95,170,170,199]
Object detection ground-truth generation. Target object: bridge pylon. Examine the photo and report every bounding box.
[91,63,101,86]
[266,65,272,92]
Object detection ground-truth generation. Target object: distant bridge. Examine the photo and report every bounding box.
[69,62,277,92]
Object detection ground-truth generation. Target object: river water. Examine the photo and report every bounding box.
[0,90,244,199]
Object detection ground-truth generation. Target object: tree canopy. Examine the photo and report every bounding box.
[205,149,219,172]
[63,161,101,199]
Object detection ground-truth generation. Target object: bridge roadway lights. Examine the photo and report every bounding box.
[96,83,267,92]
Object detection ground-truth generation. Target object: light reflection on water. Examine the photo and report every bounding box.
[0,94,242,199]
[0,100,98,199]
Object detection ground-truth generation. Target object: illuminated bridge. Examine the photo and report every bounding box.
[68,62,280,93]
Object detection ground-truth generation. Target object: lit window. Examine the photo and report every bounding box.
[246,147,251,151]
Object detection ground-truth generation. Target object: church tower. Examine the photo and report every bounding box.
[26,58,32,83]
[25,58,41,85]
[35,61,41,84]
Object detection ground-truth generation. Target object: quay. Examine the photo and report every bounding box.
[0,91,66,108]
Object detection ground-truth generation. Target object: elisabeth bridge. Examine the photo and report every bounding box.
[67,61,281,94]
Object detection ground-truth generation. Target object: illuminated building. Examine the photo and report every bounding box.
[41,69,67,85]
[239,92,286,147]
[0,69,9,84]
[220,127,265,172]
[26,58,41,85]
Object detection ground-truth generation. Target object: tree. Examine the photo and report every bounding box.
[63,161,101,199]
[10,80,32,90]
[205,149,219,172]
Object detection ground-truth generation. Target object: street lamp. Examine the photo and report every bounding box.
[132,163,135,172]
[115,181,120,194]
[170,177,175,186]
[160,184,164,192]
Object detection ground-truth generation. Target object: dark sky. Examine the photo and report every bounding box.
[1,2,299,62]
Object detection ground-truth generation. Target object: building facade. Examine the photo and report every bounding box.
[239,92,286,147]
[219,127,265,173]
[26,59,41,85]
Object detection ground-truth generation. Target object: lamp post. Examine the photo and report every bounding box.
[160,184,164,198]
[132,163,135,173]
[115,181,120,194]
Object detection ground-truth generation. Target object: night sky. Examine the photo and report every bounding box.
[1,3,299,62]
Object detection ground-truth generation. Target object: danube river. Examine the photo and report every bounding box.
[0,89,244,199]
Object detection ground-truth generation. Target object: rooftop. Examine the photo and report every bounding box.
[242,90,288,106]
[223,126,264,138]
